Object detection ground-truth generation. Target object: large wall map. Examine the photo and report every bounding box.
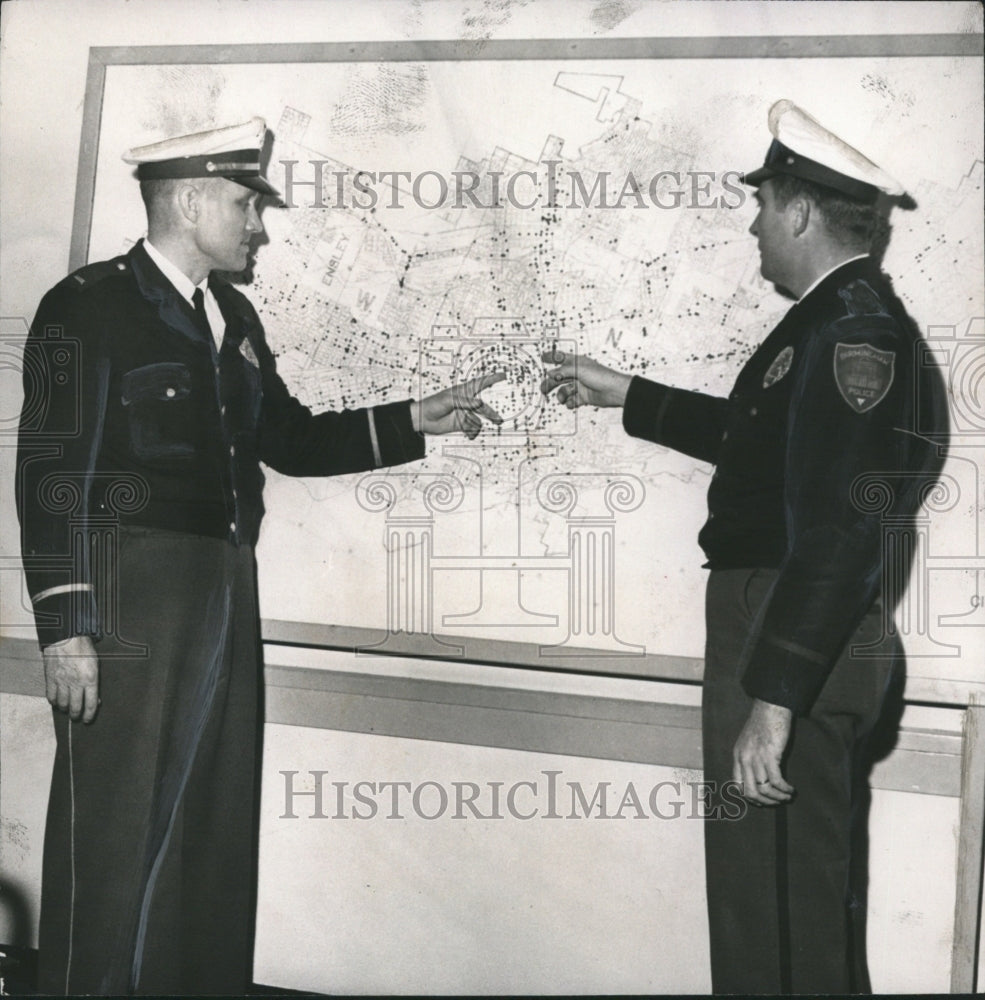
[83,49,984,679]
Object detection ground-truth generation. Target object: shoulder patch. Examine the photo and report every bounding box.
[833,342,895,413]
[763,346,794,388]
[837,279,886,318]
[64,256,129,292]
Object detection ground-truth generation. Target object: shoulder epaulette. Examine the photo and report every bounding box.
[837,278,888,318]
[822,302,903,348]
[63,256,130,292]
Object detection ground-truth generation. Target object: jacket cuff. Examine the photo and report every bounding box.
[740,633,830,715]
[622,376,674,441]
[33,588,102,651]
[370,399,427,467]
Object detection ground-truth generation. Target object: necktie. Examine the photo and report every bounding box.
[191,287,213,344]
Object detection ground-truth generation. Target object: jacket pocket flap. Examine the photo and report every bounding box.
[122,362,191,405]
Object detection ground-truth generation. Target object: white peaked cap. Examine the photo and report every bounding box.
[122,116,278,196]
[743,99,905,203]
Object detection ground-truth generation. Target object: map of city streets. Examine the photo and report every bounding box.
[94,61,981,650]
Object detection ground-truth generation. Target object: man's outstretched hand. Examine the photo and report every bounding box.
[540,349,633,409]
[412,371,506,438]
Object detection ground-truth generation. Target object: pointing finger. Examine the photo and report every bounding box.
[557,383,577,405]
[472,399,503,424]
[452,373,493,398]
[541,367,577,397]
[456,375,504,423]
[468,371,506,394]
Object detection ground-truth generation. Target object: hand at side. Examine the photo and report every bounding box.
[43,634,100,723]
[732,699,795,806]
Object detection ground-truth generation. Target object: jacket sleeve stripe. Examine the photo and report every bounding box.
[367,407,383,467]
[32,583,95,605]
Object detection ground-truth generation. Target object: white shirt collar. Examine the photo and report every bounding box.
[143,239,224,348]
[798,254,869,302]
[143,239,208,305]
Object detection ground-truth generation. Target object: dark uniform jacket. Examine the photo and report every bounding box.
[17,239,425,649]
[622,256,947,713]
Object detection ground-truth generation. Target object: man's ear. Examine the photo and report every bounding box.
[788,195,811,238]
[175,182,202,225]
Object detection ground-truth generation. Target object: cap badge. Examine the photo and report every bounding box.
[763,346,794,388]
[240,337,259,368]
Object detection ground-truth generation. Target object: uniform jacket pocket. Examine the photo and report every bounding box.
[121,362,195,459]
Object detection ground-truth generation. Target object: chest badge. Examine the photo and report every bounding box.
[833,342,896,413]
[762,346,794,388]
[239,337,260,368]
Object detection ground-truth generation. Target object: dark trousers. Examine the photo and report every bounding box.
[38,528,263,995]
[702,568,901,995]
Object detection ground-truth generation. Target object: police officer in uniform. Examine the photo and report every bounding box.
[16,117,503,995]
[541,100,948,993]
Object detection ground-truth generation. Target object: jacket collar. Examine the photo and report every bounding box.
[748,256,885,365]
[129,239,211,347]
[129,239,252,349]
[798,254,870,302]
[207,272,256,349]
[797,255,881,309]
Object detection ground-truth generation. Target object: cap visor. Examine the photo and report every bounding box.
[741,166,776,188]
[234,175,280,198]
